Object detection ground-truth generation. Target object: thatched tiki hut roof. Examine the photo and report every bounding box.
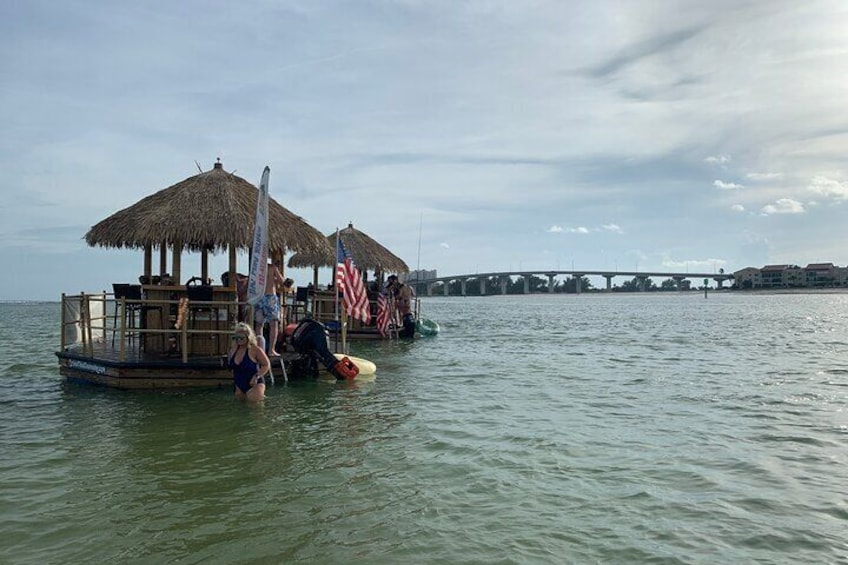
[287,223,409,275]
[84,160,332,283]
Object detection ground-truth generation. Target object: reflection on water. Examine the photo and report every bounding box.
[1,294,847,563]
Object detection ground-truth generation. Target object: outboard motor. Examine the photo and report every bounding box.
[287,319,359,380]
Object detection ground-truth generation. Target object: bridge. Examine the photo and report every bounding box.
[409,270,734,296]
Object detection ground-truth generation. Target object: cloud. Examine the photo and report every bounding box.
[550,224,622,235]
[705,155,730,165]
[761,198,805,215]
[731,204,745,212]
[745,172,784,181]
[714,180,743,190]
[440,242,450,249]
[585,26,706,78]
[808,175,848,201]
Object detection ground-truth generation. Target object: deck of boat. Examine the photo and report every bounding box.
[56,339,290,389]
[56,290,392,389]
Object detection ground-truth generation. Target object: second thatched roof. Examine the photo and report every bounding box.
[84,161,332,257]
[288,223,409,274]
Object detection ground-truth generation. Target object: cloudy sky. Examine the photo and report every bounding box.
[2,0,848,300]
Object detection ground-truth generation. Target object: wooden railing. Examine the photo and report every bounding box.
[60,292,244,362]
[59,290,421,361]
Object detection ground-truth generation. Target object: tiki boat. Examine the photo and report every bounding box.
[56,160,335,389]
[287,222,433,340]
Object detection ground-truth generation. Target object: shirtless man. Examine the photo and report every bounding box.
[390,277,417,338]
[254,260,286,356]
[388,276,415,317]
[395,281,415,317]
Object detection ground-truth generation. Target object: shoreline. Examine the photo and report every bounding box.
[729,287,848,295]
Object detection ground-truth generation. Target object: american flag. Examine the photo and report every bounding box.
[336,238,370,323]
[376,291,392,337]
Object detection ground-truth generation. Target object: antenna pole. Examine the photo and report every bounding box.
[416,210,423,272]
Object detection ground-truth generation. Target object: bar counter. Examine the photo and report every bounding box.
[141,285,237,356]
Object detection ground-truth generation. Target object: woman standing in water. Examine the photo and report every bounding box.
[228,322,269,402]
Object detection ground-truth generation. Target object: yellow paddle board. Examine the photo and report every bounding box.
[334,353,377,375]
[316,354,377,382]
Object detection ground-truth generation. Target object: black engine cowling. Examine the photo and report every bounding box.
[288,319,358,380]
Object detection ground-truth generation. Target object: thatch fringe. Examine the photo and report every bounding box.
[287,223,409,274]
[84,162,332,257]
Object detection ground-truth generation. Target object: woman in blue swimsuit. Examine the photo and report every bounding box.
[228,322,270,401]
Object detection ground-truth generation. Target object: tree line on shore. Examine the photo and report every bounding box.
[417,275,714,295]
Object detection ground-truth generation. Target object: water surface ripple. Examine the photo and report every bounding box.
[1,294,846,564]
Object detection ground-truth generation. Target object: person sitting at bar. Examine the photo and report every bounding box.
[228,322,269,402]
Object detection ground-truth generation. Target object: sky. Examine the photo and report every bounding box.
[2,0,848,300]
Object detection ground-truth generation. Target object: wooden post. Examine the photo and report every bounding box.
[181,319,188,364]
[159,243,167,276]
[172,244,182,285]
[312,266,319,315]
[85,294,94,356]
[100,291,107,350]
[78,293,88,354]
[201,248,209,282]
[60,293,66,350]
[78,293,89,355]
[228,245,237,282]
[228,244,237,325]
[143,245,152,279]
[119,295,126,361]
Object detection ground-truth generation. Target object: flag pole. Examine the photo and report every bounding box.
[338,229,348,354]
[341,310,348,355]
[247,166,271,326]
[334,228,341,353]
[416,210,423,272]
[334,228,340,324]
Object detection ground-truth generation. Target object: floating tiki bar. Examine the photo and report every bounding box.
[57,160,333,389]
[287,222,414,341]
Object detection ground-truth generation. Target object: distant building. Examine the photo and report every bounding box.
[733,267,761,289]
[404,269,437,284]
[760,264,791,287]
[805,263,836,287]
[836,267,848,286]
[733,263,848,289]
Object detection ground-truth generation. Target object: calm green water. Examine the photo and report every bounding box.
[1,294,847,564]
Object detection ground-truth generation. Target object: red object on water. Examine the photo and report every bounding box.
[334,357,359,380]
